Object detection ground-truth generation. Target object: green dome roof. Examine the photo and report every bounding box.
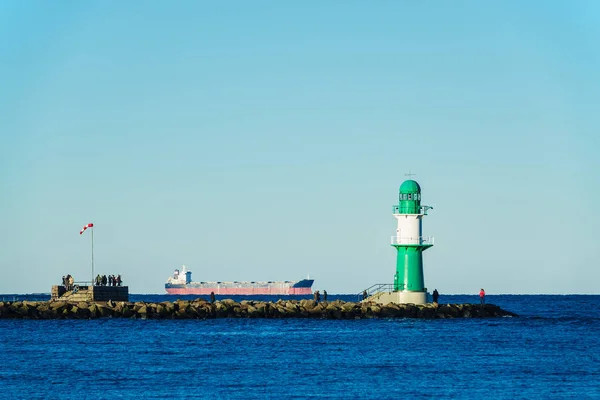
[399,180,421,194]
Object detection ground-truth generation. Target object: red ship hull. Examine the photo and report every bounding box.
[165,287,313,295]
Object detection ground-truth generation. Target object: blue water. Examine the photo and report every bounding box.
[1,295,599,399]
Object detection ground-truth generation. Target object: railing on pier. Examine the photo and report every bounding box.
[357,283,430,301]
[356,283,394,301]
[390,236,435,245]
[73,281,91,289]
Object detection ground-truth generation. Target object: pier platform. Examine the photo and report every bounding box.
[51,285,129,302]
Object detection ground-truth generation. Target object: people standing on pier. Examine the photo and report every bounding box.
[432,289,439,304]
[479,288,485,305]
[91,274,122,287]
[362,290,368,301]
[68,275,74,291]
[323,290,328,301]
[210,292,216,303]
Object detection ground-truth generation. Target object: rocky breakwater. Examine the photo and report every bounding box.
[0,299,518,320]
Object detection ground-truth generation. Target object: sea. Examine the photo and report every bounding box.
[0,294,599,399]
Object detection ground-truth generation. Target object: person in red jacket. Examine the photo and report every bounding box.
[479,288,486,305]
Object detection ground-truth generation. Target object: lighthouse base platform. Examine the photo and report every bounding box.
[367,290,429,305]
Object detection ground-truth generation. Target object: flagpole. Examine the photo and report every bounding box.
[91,227,94,287]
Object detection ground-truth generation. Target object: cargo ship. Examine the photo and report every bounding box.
[164,266,314,295]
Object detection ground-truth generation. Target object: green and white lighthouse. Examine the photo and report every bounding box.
[390,179,434,304]
[362,178,435,305]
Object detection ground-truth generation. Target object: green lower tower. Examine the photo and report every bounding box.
[393,245,431,291]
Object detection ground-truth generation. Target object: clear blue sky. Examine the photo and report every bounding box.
[1,1,599,294]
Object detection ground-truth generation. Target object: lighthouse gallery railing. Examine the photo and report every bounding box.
[390,236,434,245]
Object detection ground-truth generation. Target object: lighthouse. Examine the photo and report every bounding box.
[390,179,434,304]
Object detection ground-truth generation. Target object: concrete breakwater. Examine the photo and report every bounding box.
[0,299,517,319]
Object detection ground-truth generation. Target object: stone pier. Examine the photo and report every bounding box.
[0,299,517,320]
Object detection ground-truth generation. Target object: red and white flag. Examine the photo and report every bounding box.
[80,223,94,235]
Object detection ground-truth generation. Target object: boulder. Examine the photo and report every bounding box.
[162,302,175,314]
[233,306,243,317]
[437,305,454,318]
[37,303,49,312]
[417,305,436,318]
[381,305,402,318]
[215,302,230,318]
[305,306,324,317]
[137,305,148,316]
[404,305,418,318]
[50,301,68,310]
[12,303,31,317]
[221,299,237,307]
[285,302,299,313]
[156,304,169,318]
[88,304,100,318]
[121,306,134,318]
[115,302,130,313]
[41,308,58,319]
[98,305,114,317]
[325,303,342,319]
[191,305,207,318]
[75,306,91,319]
